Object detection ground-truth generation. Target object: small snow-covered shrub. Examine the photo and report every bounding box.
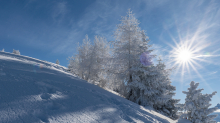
[176,81,218,123]
[56,59,60,65]
[12,49,20,55]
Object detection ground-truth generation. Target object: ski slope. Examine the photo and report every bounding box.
[0,51,191,123]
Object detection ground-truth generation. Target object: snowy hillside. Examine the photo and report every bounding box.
[0,51,191,123]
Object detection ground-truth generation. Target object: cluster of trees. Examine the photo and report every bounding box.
[67,9,217,122]
[1,49,21,55]
[68,35,111,87]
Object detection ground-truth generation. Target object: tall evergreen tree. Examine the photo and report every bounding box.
[177,81,218,123]
[68,35,111,87]
[87,35,111,87]
[68,35,91,80]
[111,9,153,96]
[128,58,180,119]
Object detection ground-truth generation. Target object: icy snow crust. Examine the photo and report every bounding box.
[0,52,190,123]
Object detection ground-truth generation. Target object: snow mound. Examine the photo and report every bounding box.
[0,52,190,123]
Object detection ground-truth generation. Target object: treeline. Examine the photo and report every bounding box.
[67,10,218,122]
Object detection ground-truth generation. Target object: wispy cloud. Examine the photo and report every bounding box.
[20,0,177,56]
[209,71,218,75]
[9,0,220,62]
[146,1,220,96]
[52,2,67,24]
[51,29,83,55]
[24,0,36,8]
[51,0,126,54]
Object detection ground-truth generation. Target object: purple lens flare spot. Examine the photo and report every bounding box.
[140,52,153,66]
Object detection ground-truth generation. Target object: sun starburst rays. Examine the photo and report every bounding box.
[170,40,204,77]
[167,28,219,87]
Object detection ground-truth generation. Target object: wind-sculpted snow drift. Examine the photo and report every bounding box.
[0,52,191,123]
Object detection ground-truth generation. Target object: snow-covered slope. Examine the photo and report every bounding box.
[0,52,191,123]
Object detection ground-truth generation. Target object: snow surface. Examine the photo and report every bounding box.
[0,51,191,123]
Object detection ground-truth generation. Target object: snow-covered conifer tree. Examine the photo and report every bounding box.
[178,81,218,123]
[68,35,92,80]
[86,36,111,87]
[128,58,180,119]
[68,54,82,77]
[111,9,153,96]
[56,59,60,65]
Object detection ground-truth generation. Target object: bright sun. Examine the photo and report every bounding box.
[166,18,217,87]
[178,49,192,62]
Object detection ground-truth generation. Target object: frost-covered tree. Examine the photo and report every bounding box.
[87,36,111,87]
[56,59,60,65]
[12,49,20,55]
[177,81,218,123]
[128,58,180,119]
[68,35,92,80]
[68,35,111,87]
[68,54,82,77]
[110,9,153,96]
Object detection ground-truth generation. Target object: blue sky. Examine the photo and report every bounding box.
[1,0,220,107]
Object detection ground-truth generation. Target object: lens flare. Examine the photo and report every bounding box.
[33,63,43,73]
[140,51,153,66]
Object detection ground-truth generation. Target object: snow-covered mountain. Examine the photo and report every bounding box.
[212,109,220,122]
[0,51,191,123]
[216,104,220,109]
[210,104,220,122]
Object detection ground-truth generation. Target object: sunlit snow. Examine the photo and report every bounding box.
[0,51,191,123]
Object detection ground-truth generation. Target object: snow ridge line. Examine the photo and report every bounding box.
[0,51,67,72]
